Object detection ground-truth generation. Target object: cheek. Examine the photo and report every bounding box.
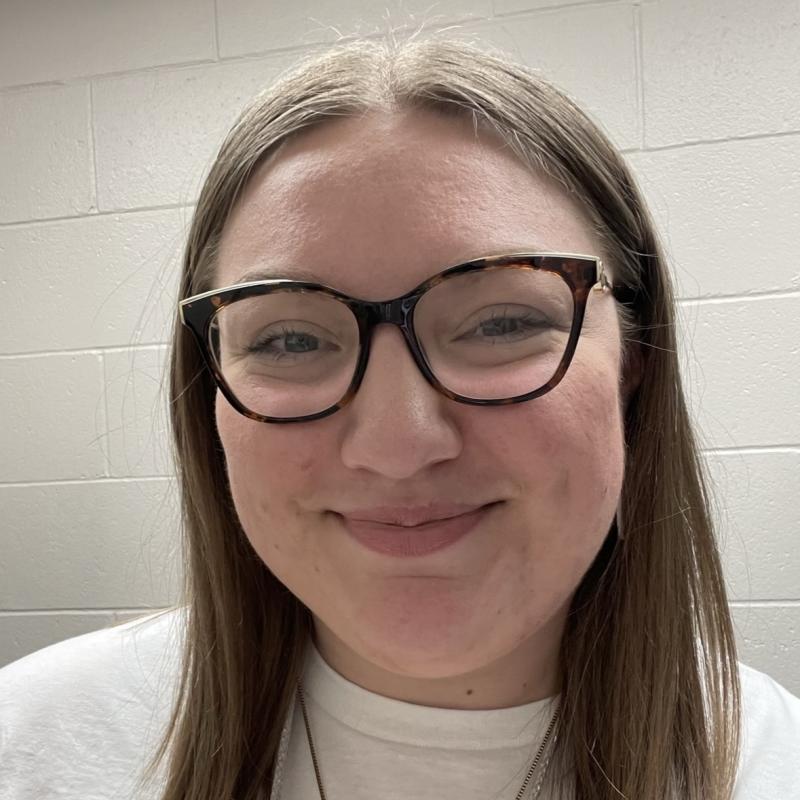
[216,392,320,478]
[552,357,624,473]
[214,393,326,551]
[500,358,621,465]
[484,348,625,546]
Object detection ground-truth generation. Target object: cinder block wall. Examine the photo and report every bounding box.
[1,0,798,694]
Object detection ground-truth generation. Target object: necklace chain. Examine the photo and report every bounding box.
[296,680,559,800]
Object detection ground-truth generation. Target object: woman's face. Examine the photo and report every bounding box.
[214,109,627,709]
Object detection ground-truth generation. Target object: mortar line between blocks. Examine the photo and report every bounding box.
[0,475,173,488]
[100,352,112,478]
[633,1,645,149]
[87,81,100,213]
[212,0,221,60]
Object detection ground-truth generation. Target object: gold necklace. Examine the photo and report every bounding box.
[296,679,560,800]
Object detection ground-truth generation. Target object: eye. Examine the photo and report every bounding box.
[248,326,339,361]
[455,306,556,344]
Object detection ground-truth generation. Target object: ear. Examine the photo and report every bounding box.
[621,341,644,410]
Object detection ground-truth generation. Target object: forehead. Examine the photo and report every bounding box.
[214,109,602,297]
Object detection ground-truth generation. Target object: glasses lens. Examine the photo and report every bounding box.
[209,288,360,418]
[209,266,575,419]
[415,265,574,400]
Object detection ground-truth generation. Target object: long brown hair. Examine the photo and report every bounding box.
[139,33,740,800]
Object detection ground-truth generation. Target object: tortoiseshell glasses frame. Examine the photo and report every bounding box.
[179,252,632,425]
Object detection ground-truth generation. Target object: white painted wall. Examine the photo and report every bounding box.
[1,0,798,694]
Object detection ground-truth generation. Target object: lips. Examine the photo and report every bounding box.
[338,502,492,527]
[339,503,498,557]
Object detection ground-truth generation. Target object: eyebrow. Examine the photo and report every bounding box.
[230,247,557,287]
[233,267,325,285]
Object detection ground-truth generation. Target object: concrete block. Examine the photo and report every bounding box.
[217,0,491,58]
[469,5,640,151]
[642,0,800,146]
[93,56,292,210]
[0,84,93,223]
[0,478,181,610]
[0,0,215,89]
[626,135,800,298]
[732,604,800,698]
[0,353,106,482]
[0,611,118,668]
[707,450,800,602]
[102,347,174,478]
[678,296,800,449]
[1,208,185,354]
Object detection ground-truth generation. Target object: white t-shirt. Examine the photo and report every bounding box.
[1,607,798,799]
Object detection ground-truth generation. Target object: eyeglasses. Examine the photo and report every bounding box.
[179,252,629,424]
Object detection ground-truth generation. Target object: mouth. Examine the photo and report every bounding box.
[337,502,502,557]
[339,501,500,528]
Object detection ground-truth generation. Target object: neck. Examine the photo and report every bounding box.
[310,605,566,710]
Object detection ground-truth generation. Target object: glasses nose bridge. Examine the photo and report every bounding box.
[360,293,429,381]
[365,293,424,352]
[374,294,419,327]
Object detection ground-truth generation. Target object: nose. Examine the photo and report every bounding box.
[339,324,462,478]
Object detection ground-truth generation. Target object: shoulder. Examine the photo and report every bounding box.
[0,607,184,713]
[0,607,185,799]
[734,661,800,798]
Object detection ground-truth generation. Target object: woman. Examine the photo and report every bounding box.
[2,35,799,800]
